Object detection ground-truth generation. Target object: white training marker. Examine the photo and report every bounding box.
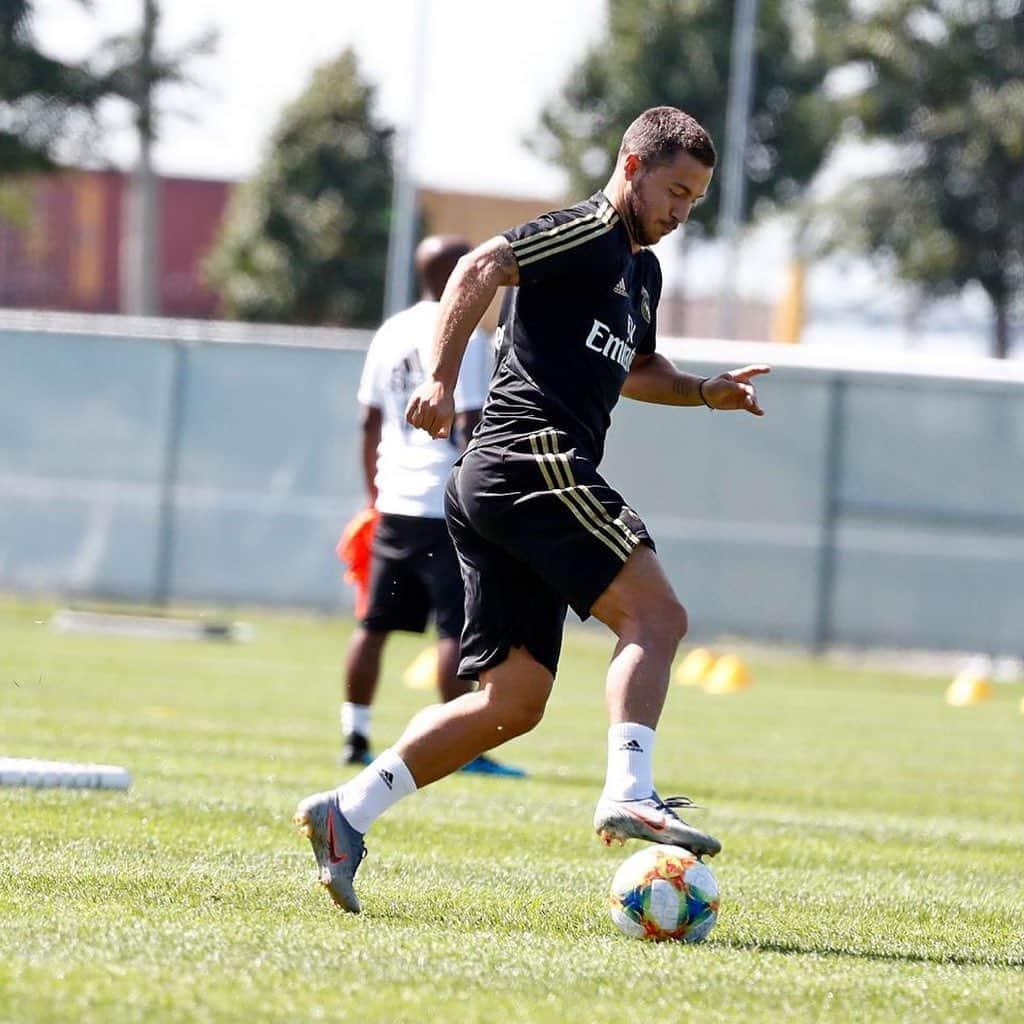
[0,757,132,790]
[50,609,253,643]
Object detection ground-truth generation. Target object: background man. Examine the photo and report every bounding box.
[340,233,525,777]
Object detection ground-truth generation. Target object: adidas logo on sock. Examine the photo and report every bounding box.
[379,769,394,790]
[619,739,644,752]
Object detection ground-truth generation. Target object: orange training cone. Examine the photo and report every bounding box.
[703,654,751,695]
[675,648,717,688]
[945,663,993,707]
[403,646,438,691]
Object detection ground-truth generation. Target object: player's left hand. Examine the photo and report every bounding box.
[704,365,771,416]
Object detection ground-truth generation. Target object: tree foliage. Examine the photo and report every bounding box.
[816,0,1024,357]
[531,0,841,233]
[205,50,393,327]
[0,0,104,176]
[92,0,218,149]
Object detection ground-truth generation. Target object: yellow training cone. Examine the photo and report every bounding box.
[675,647,717,687]
[703,654,751,695]
[944,666,992,707]
[403,646,438,691]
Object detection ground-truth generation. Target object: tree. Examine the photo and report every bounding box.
[205,50,393,327]
[816,0,1024,358]
[93,0,217,315]
[0,0,103,179]
[531,0,842,233]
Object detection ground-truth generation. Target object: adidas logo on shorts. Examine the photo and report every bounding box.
[619,739,644,752]
[379,769,394,790]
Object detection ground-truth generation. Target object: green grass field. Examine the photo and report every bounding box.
[1,597,1022,1023]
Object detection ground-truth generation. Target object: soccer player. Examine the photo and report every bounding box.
[296,107,770,913]
[339,233,524,777]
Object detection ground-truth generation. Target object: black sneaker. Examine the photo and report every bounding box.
[342,732,372,766]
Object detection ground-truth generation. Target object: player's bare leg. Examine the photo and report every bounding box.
[434,637,530,779]
[341,628,387,764]
[436,636,473,702]
[590,544,687,728]
[590,545,721,857]
[395,645,551,785]
[345,627,387,706]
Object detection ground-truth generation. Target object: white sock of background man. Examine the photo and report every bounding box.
[337,749,417,834]
[602,722,655,801]
[341,701,372,741]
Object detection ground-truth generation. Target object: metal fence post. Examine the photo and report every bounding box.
[152,338,187,606]
[813,376,846,653]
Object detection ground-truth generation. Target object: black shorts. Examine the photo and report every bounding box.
[445,429,654,680]
[362,513,464,639]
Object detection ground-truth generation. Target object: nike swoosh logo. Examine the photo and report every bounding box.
[624,806,666,831]
[327,809,349,864]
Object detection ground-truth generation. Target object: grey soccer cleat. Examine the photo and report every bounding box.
[293,790,367,913]
[594,792,722,858]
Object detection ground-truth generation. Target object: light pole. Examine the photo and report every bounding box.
[717,0,760,339]
[120,0,161,317]
[383,0,429,317]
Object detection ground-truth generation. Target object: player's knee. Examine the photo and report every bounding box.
[494,691,547,737]
[481,679,548,738]
[666,599,688,644]
[642,598,688,650]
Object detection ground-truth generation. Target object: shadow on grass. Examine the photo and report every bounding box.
[715,936,1024,970]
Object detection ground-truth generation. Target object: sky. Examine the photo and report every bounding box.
[34,0,606,198]
[32,0,1011,356]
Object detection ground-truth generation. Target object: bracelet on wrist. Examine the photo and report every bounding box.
[698,377,713,409]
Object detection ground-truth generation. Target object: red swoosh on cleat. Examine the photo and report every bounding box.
[623,806,667,831]
[327,810,349,864]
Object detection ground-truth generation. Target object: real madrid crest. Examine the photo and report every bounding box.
[640,286,651,323]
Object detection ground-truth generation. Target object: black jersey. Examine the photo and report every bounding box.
[469,192,663,465]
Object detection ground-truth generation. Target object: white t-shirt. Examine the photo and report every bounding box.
[357,300,492,518]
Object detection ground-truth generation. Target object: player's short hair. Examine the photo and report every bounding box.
[619,107,717,170]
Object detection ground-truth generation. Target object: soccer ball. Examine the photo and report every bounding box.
[608,844,719,942]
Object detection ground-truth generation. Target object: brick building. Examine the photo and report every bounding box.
[0,170,231,318]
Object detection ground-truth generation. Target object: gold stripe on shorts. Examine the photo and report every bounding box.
[527,429,636,561]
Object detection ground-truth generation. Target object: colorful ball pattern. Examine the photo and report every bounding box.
[608,844,719,942]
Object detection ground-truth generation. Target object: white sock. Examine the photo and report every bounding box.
[341,702,372,739]
[602,722,656,801]
[337,748,417,834]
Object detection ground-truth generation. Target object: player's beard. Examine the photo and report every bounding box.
[624,184,659,248]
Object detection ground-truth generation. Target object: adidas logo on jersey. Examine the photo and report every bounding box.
[619,739,644,752]
[613,278,629,297]
[379,769,394,790]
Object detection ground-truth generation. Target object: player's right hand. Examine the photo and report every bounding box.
[405,380,455,439]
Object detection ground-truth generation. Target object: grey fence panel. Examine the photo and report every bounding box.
[603,365,832,646]
[167,342,366,608]
[3,317,1023,654]
[827,374,1024,652]
[830,522,1024,651]
[840,378,1024,515]
[0,330,175,599]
